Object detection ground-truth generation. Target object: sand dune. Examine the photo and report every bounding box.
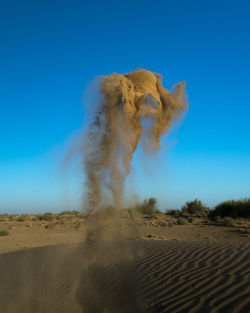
[0,240,249,313]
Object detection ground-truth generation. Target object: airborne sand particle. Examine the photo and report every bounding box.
[83,69,188,211]
[77,69,188,313]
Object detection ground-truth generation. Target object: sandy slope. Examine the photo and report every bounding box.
[0,240,249,313]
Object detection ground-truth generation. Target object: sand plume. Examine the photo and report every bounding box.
[78,69,188,312]
[78,69,188,313]
[84,69,188,210]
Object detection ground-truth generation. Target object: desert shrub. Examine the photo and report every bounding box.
[59,210,77,215]
[137,198,160,215]
[188,217,195,223]
[211,199,250,219]
[165,209,181,216]
[238,228,250,235]
[16,215,26,222]
[177,217,188,225]
[37,213,54,221]
[168,222,174,227]
[224,217,237,227]
[59,210,71,215]
[181,199,209,216]
[213,216,224,223]
[0,230,10,236]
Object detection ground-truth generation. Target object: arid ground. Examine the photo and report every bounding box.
[0,212,249,313]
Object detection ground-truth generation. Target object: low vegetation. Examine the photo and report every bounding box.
[177,217,189,225]
[0,230,10,236]
[166,209,181,216]
[165,199,208,217]
[165,198,250,223]
[210,199,250,219]
[37,213,54,222]
[188,217,195,223]
[181,199,209,216]
[136,198,160,216]
[59,210,80,215]
[223,217,237,227]
[16,215,27,222]
[1,198,249,228]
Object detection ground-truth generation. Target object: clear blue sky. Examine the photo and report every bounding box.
[1,0,249,213]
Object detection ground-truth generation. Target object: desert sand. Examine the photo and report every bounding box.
[0,212,249,313]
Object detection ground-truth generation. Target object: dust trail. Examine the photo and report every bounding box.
[84,69,188,211]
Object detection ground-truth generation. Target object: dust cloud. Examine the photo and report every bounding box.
[78,69,188,313]
[83,69,188,211]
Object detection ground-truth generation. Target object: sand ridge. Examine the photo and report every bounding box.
[0,213,249,313]
[0,240,249,313]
